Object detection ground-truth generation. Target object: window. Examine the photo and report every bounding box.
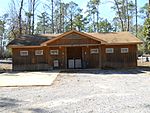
[90,48,99,54]
[20,51,28,56]
[121,48,128,53]
[35,50,43,55]
[50,50,59,55]
[106,48,114,53]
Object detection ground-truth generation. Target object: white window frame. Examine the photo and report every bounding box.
[106,48,114,53]
[35,50,43,55]
[90,48,99,54]
[121,48,129,53]
[20,51,28,56]
[50,50,59,55]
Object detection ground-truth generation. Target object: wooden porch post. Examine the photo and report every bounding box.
[64,47,68,69]
[99,45,102,69]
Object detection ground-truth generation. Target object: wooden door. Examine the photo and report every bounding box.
[67,47,82,69]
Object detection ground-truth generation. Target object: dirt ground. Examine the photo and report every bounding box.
[0,68,150,113]
[0,63,12,72]
[137,60,150,67]
[0,60,150,112]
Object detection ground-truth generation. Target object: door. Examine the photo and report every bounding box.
[67,47,82,69]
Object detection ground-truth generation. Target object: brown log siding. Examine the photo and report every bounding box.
[101,45,137,68]
[48,47,66,69]
[12,47,47,65]
[82,46,100,68]
[12,43,138,70]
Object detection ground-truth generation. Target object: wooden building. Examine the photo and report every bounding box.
[8,30,142,71]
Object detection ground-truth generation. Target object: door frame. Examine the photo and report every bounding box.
[66,47,83,69]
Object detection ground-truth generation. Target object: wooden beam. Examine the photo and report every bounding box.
[48,44,101,47]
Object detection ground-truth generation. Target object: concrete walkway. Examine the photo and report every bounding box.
[0,71,60,87]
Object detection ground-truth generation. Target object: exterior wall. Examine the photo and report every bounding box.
[47,46,101,69]
[48,47,66,69]
[82,46,100,68]
[101,44,137,68]
[12,47,49,71]
[12,44,138,71]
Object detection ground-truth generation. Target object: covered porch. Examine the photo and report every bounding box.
[48,44,101,69]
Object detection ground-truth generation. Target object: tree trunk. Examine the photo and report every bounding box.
[59,0,62,33]
[135,0,138,36]
[18,0,24,36]
[28,13,32,34]
[114,0,124,31]
[71,14,73,30]
[93,14,96,32]
[126,0,129,31]
[149,0,150,17]
[62,10,65,32]
[51,0,54,33]
[28,0,32,34]
[32,0,35,35]
[96,10,99,32]
[43,14,46,34]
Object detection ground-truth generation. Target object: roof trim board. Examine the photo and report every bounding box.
[8,45,42,48]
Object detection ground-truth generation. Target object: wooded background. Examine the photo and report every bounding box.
[0,0,150,58]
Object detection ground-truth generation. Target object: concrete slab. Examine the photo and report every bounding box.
[0,71,60,87]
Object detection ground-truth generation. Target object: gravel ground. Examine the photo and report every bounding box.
[0,68,150,113]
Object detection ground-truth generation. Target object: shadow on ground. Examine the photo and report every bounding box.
[60,67,150,75]
[1,66,149,75]
[0,71,59,76]
[0,97,21,108]
[28,108,50,113]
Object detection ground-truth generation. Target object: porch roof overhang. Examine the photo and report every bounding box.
[8,45,42,48]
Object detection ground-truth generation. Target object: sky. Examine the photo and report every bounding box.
[0,0,148,24]
[62,0,147,24]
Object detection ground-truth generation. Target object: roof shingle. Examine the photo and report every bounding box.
[8,31,142,47]
[86,32,142,44]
